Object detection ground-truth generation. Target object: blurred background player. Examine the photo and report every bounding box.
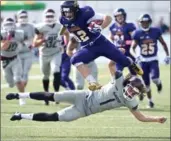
[60,1,143,91]
[130,14,170,108]
[109,8,136,75]
[67,35,98,90]
[60,36,75,90]
[16,10,35,90]
[1,18,27,106]
[33,8,69,105]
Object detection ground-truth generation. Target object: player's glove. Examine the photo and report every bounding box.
[164,56,170,65]
[88,22,102,33]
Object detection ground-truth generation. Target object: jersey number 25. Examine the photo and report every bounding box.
[141,43,155,55]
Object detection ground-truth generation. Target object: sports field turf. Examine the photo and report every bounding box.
[1,63,170,141]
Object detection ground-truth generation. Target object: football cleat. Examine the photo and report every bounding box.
[130,63,144,76]
[88,82,102,91]
[157,83,163,93]
[10,112,22,121]
[147,101,155,108]
[6,93,19,100]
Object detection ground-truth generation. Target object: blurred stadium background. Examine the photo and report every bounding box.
[1,1,170,141]
[1,1,170,64]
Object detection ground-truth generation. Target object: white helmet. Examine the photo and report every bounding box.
[43,9,56,25]
[2,18,16,32]
[17,10,28,24]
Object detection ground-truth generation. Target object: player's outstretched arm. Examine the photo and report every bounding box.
[1,33,12,51]
[129,40,138,58]
[32,34,45,48]
[158,36,169,56]
[130,109,167,123]
[101,15,112,29]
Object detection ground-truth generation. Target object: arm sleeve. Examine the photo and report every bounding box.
[126,98,139,110]
[131,105,138,111]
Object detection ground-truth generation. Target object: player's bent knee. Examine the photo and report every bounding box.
[70,55,78,65]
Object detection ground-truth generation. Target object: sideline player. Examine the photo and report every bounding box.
[60,1,143,91]
[7,62,167,124]
[1,18,26,105]
[16,10,35,90]
[130,14,170,108]
[109,8,136,75]
[33,9,69,105]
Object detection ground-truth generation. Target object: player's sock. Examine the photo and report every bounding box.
[147,89,152,100]
[30,92,55,101]
[18,92,30,99]
[53,72,61,92]
[32,113,59,121]
[15,92,55,101]
[42,79,49,92]
[86,75,97,83]
[21,113,34,120]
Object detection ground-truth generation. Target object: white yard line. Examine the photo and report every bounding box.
[2,139,169,141]
[1,126,169,130]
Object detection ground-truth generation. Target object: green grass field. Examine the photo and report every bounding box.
[1,63,170,141]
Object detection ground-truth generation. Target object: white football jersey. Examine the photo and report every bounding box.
[35,22,63,56]
[1,29,24,57]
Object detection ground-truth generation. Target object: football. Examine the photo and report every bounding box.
[88,20,103,32]
[88,20,103,28]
